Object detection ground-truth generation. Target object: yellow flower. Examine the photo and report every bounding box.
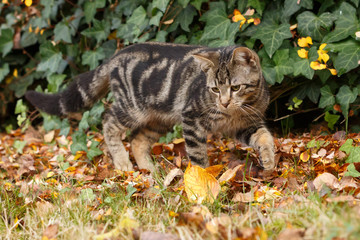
[317,51,329,63]
[232,9,248,29]
[247,18,255,23]
[310,61,327,70]
[319,43,327,51]
[297,49,308,59]
[24,0,32,7]
[298,36,313,48]
[328,68,337,75]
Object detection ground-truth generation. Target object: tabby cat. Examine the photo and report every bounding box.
[25,42,275,172]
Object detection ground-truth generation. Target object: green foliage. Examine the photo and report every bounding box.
[0,0,359,133]
[339,139,360,177]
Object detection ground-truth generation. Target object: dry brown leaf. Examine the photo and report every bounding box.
[44,130,55,143]
[313,172,340,191]
[232,191,254,203]
[42,223,59,239]
[164,168,183,187]
[184,163,220,203]
[218,164,243,183]
[205,164,224,178]
[277,228,305,240]
[140,231,179,240]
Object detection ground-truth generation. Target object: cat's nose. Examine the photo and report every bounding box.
[221,102,230,108]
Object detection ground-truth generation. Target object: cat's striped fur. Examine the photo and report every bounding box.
[26,42,275,172]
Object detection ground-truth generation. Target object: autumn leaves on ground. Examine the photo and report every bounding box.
[1,126,360,240]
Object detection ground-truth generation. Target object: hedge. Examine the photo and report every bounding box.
[0,0,359,134]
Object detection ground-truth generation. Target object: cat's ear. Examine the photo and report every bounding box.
[192,52,219,72]
[231,47,259,68]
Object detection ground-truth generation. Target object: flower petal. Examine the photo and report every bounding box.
[329,68,337,75]
[233,9,241,15]
[232,14,245,23]
[317,51,329,63]
[297,49,308,59]
[310,61,327,70]
[298,37,312,48]
[319,43,327,50]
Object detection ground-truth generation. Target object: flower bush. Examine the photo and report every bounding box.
[0,0,359,132]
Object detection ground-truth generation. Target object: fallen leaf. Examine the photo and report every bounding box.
[163,168,183,187]
[205,164,224,178]
[44,130,55,143]
[313,172,340,191]
[42,224,59,240]
[277,228,305,240]
[232,191,254,203]
[184,163,220,203]
[140,231,180,240]
[218,164,243,183]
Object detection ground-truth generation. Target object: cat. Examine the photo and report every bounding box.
[25,42,275,173]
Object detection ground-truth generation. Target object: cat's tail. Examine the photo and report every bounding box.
[25,65,110,116]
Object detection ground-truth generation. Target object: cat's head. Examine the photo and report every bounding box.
[192,47,266,113]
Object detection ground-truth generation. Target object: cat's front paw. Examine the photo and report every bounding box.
[259,148,275,170]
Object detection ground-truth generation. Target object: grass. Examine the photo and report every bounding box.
[1,172,360,240]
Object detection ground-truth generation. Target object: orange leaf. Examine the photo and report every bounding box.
[300,151,310,162]
[184,163,220,203]
[205,165,224,178]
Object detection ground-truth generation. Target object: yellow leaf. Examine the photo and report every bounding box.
[14,217,19,228]
[40,29,45,35]
[310,61,327,70]
[218,164,242,184]
[29,25,33,33]
[184,163,221,203]
[319,43,327,51]
[2,0,9,4]
[24,0,32,7]
[108,30,117,40]
[205,164,224,178]
[300,151,310,162]
[328,68,337,75]
[47,171,55,178]
[297,49,308,59]
[13,69,18,77]
[169,211,179,217]
[298,36,312,47]
[317,51,329,63]
[172,138,185,144]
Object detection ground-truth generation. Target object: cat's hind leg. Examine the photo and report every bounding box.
[130,127,162,173]
[103,109,134,171]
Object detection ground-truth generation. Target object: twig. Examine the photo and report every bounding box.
[272,108,318,122]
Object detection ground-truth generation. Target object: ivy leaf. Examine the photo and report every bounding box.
[47,74,66,93]
[190,0,207,10]
[70,131,87,154]
[336,85,358,118]
[339,139,353,154]
[54,22,72,43]
[344,163,360,177]
[293,58,314,80]
[178,5,197,32]
[253,23,292,58]
[307,83,320,103]
[324,112,340,130]
[319,85,335,108]
[87,141,103,160]
[200,8,230,41]
[178,0,190,8]
[346,147,360,163]
[272,49,294,83]
[283,0,301,19]
[127,6,147,26]
[0,63,10,83]
[297,11,336,41]
[262,67,276,85]
[149,11,163,26]
[152,0,170,13]
[82,47,105,70]
[0,28,13,57]
[334,45,360,76]
[81,20,110,44]
[37,41,64,73]
[247,0,266,15]
[323,2,358,43]
[84,0,106,23]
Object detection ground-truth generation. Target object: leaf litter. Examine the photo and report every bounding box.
[1,127,360,239]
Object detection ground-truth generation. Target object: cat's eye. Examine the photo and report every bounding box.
[231,85,241,91]
[211,87,220,93]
